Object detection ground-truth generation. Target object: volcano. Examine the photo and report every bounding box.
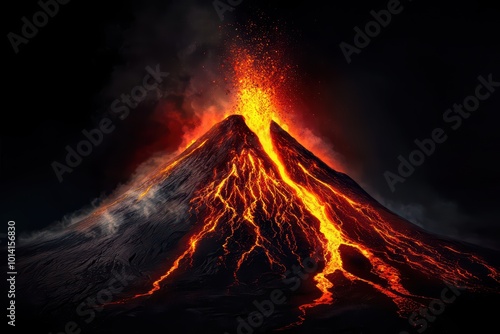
[15,50,500,334]
[17,113,500,334]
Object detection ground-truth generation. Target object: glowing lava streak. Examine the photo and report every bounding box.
[233,55,342,306]
[231,54,436,318]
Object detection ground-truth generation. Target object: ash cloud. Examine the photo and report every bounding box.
[88,0,234,176]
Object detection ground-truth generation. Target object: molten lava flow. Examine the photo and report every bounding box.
[232,54,341,306]
[231,53,418,315]
[106,51,499,325]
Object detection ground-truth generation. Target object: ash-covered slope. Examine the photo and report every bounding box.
[16,115,499,334]
[18,115,269,308]
[270,120,499,292]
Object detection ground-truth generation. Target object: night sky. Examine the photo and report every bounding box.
[2,0,499,250]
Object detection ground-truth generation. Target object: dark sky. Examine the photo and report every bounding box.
[2,0,499,249]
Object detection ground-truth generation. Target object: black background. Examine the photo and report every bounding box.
[2,0,499,249]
